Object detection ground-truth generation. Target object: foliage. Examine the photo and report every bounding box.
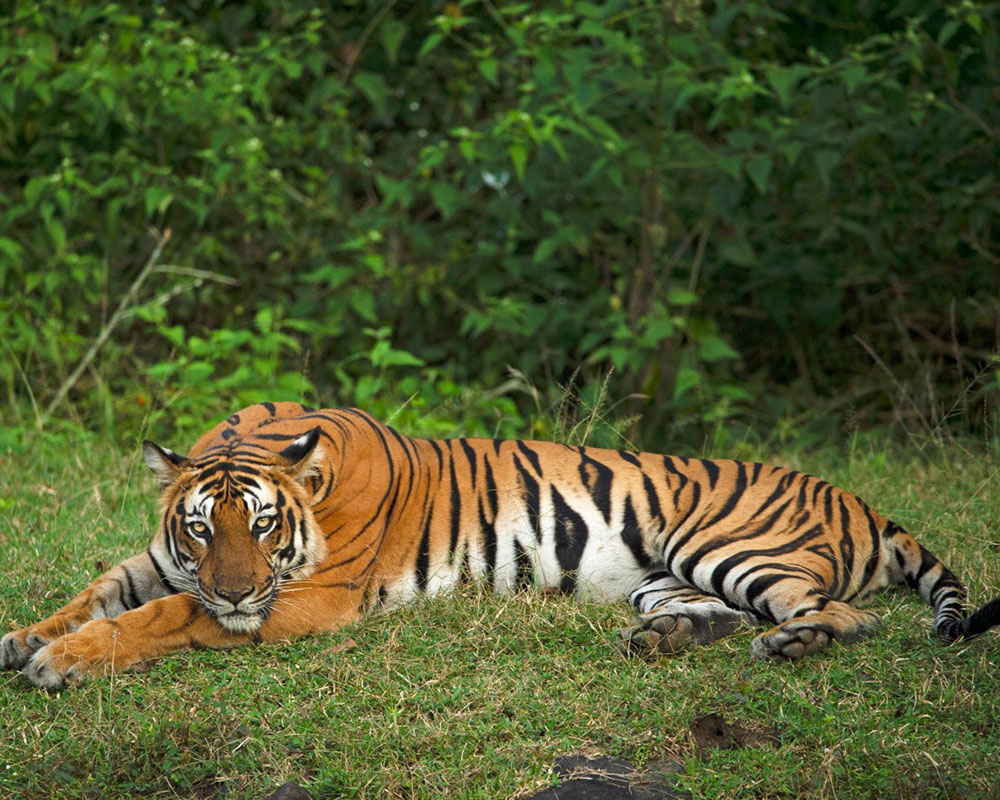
[1,0,998,445]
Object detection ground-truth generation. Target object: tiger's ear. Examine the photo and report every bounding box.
[277,427,325,484]
[142,440,191,489]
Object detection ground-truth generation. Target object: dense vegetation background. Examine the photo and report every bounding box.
[2,0,998,449]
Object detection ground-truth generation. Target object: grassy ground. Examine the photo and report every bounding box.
[2,430,1000,799]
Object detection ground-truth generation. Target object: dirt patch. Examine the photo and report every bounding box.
[261,783,313,800]
[689,712,780,750]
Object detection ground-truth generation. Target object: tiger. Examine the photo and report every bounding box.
[3,402,999,688]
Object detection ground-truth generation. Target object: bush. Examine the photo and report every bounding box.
[2,0,997,446]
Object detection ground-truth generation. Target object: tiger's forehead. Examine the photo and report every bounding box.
[185,479,277,517]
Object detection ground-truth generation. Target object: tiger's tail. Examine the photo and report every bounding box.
[885,521,1000,641]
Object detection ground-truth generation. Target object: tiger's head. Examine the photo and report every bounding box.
[141,428,327,633]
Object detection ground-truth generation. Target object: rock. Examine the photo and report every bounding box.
[524,754,685,800]
[261,782,313,800]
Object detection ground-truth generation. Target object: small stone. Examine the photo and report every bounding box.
[262,782,313,800]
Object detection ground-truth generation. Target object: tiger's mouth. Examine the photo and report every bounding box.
[200,586,277,633]
[214,608,269,633]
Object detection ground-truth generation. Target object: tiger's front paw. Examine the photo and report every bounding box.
[2,613,87,672]
[21,621,121,689]
[1,628,51,671]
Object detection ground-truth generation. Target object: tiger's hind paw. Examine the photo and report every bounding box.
[750,625,832,661]
[750,607,880,662]
[615,613,696,659]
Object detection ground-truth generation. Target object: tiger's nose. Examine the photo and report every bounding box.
[216,586,254,605]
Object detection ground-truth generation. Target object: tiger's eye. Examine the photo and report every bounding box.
[187,521,210,539]
[254,516,275,532]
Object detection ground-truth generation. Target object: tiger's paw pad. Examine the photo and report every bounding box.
[750,626,831,662]
[615,613,695,659]
[1,631,48,671]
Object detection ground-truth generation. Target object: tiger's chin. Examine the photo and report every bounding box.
[213,609,269,633]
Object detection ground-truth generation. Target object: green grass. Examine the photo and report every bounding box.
[2,431,1000,799]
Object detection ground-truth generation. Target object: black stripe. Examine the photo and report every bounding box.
[121,566,142,609]
[857,506,883,593]
[515,441,543,475]
[478,494,497,586]
[551,486,588,593]
[147,548,182,594]
[415,502,434,592]
[698,462,748,529]
[642,473,663,525]
[483,455,498,520]
[513,454,541,541]
[699,459,720,491]
[449,456,462,557]
[711,527,829,602]
[914,545,939,584]
[513,537,533,591]
[427,438,444,472]
[618,449,641,468]
[578,448,613,525]
[459,438,478,486]
[834,496,855,597]
[621,495,651,569]
[262,402,277,416]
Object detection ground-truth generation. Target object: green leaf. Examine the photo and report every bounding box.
[349,288,376,322]
[430,181,461,220]
[418,32,445,60]
[643,317,676,343]
[508,143,528,180]
[380,18,407,65]
[766,65,810,109]
[255,306,274,334]
[673,366,699,399]
[24,176,48,207]
[667,288,698,306]
[353,71,388,118]
[477,58,499,87]
[815,149,840,193]
[745,156,773,195]
[380,349,425,367]
[698,335,738,362]
[840,64,867,95]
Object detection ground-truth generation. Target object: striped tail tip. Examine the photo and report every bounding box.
[937,597,1000,642]
[963,597,1000,639]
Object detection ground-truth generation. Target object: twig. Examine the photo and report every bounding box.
[43,229,171,421]
[153,265,239,286]
[341,0,397,83]
[854,335,934,437]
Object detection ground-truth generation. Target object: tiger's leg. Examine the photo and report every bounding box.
[1,552,172,671]
[747,578,882,661]
[19,578,365,688]
[616,572,759,658]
